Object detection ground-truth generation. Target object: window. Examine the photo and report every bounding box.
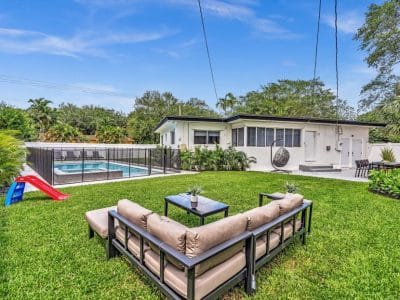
[232,128,237,146]
[208,131,220,144]
[160,135,163,145]
[266,128,274,146]
[293,129,301,147]
[275,129,284,146]
[285,129,293,147]
[232,127,244,146]
[247,127,256,146]
[164,133,168,144]
[257,128,265,147]
[194,130,207,144]
[194,130,220,145]
[238,128,244,146]
[170,130,175,145]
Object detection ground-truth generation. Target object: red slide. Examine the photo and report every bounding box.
[16,175,69,201]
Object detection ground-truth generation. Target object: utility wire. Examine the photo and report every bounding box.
[334,0,340,120]
[197,0,219,102]
[312,0,322,83]
[0,73,135,98]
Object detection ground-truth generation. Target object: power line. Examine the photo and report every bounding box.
[197,0,219,102]
[334,0,340,119]
[312,0,322,83]
[0,73,135,98]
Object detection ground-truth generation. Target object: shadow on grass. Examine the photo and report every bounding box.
[0,206,8,297]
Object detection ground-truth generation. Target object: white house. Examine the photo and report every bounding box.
[154,114,385,171]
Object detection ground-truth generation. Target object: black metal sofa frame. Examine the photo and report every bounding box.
[106,200,313,299]
[252,200,312,273]
[107,211,254,300]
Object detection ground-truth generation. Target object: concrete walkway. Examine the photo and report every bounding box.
[290,168,368,182]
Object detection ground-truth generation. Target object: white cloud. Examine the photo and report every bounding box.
[0,27,175,58]
[167,0,298,39]
[323,10,364,34]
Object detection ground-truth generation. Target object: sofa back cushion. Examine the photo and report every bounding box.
[275,194,304,215]
[243,202,280,231]
[147,214,188,270]
[186,213,247,276]
[147,214,187,253]
[117,199,153,230]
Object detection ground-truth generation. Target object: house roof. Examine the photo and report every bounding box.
[155,114,386,131]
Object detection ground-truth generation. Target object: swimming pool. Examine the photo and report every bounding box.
[54,161,151,177]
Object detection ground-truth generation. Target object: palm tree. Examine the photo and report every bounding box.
[216,93,238,116]
[28,98,55,139]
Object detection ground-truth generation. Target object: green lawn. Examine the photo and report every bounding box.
[1,172,400,299]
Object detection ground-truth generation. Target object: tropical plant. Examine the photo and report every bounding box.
[28,98,57,139]
[187,186,203,196]
[216,93,238,116]
[380,147,396,162]
[180,146,256,171]
[96,126,126,144]
[0,130,26,188]
[0,102,37,140]
[285,181,298,193]
[369,169,400,199]
[43,123,86,142]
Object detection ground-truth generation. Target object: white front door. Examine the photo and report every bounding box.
[340,138,350,167]
[305,131,316,161]
[352,138,363,166]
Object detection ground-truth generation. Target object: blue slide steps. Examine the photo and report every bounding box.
[4,182,26,206]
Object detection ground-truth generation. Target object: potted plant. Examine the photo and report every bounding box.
[187,186,202,208]
[285,181,298,197]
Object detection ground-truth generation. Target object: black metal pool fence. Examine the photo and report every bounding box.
[26,147,181,185]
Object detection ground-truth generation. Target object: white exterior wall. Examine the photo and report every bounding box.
[368,143,400,162]
[157,119,372,170]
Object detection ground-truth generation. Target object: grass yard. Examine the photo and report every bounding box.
[1,171,400,299]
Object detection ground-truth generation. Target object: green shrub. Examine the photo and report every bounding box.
[0,131,26,187]
[380,147,396,162]
[96,125,126,144]
[180,145,256,171]
[44,123,86,142]
[369,169,400,199]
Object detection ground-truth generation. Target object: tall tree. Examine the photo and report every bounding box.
[355,0,400,110]
[217,93,237,116]
[128,91,218,143]
[235,79,354,119]
[27,98,56,138]
[0,102,37,141]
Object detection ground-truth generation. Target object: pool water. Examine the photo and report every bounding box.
[54,161,149,177]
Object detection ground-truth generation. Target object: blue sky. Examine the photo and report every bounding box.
[0,0,381,113]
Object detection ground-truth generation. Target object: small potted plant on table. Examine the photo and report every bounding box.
[187,186,202,208]
[285,181,298,197]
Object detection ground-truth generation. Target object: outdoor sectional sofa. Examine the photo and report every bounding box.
[86,194,312,299]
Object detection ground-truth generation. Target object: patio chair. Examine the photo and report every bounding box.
[53,150,65,161]
[66,150,80,160]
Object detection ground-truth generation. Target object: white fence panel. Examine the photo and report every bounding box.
[367,143,400,162]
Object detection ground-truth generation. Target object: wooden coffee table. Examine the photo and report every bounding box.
[164,194,229,225]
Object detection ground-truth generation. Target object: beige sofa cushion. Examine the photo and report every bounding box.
[147,214,187,253]
[273,219,302,240]
[243,202,280,231]
[255,233,280,260]
[274,194,304,215]
[115,226,148,257]
[164,251,246,300]
[84,206,117,238]
[117,199,153,230]
[147,214,188,270]
[186,213,247,277]
[186,213,247,257]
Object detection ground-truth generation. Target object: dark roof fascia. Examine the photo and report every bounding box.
[225,114,386,127]
[155,114,386,131]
